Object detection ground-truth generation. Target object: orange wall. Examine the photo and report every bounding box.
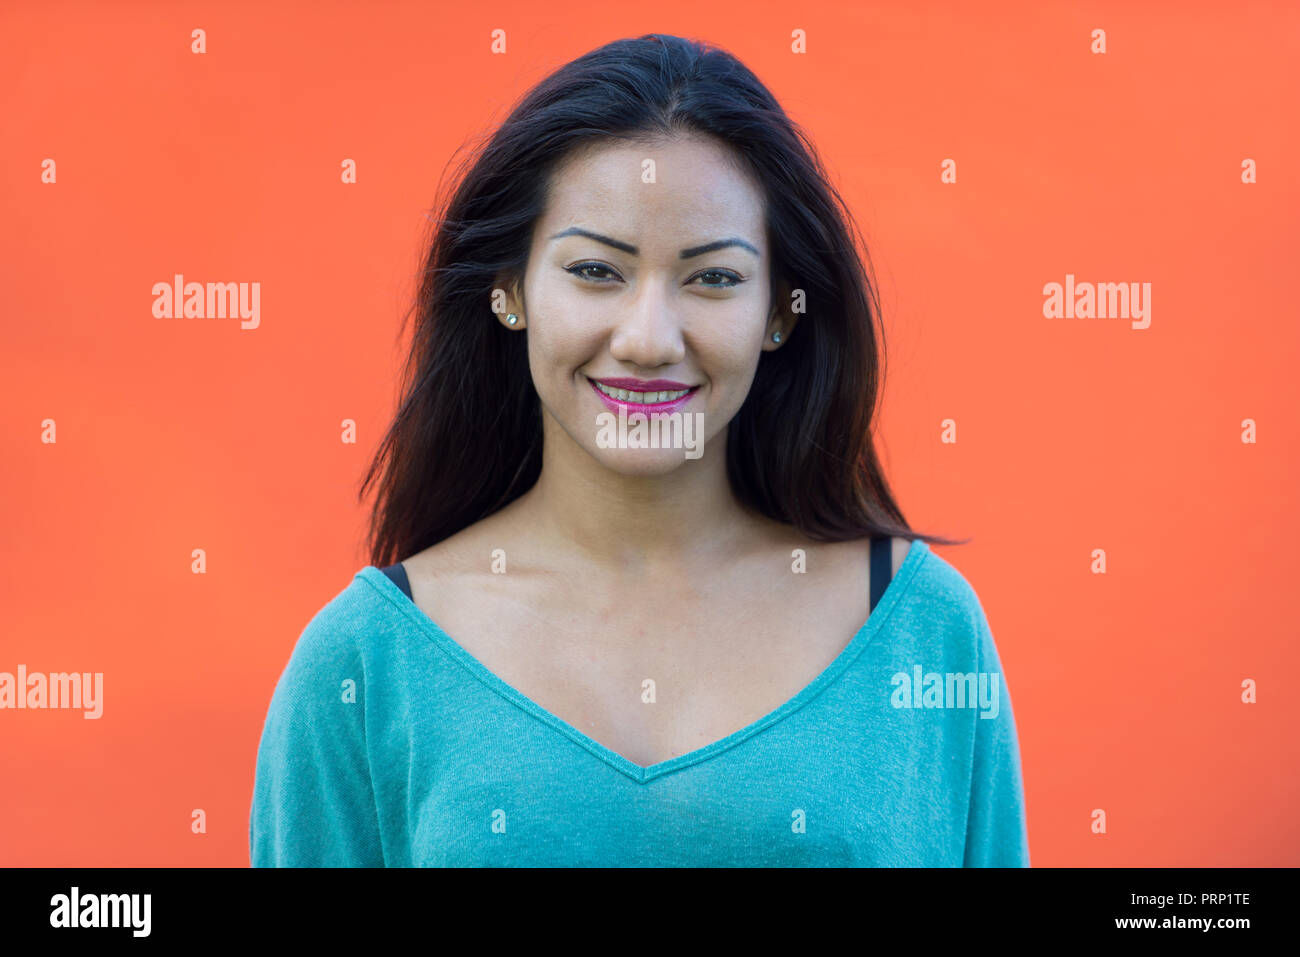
[2,0,1297,866]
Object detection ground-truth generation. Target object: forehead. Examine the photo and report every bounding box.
[538,133,766,246]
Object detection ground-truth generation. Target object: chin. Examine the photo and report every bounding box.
[586,445,705,474]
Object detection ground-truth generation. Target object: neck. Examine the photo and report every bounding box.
[514,408,764,573]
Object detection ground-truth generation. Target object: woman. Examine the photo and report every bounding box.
[250,33,1029,867]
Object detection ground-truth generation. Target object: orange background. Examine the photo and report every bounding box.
[2,0,1297,866]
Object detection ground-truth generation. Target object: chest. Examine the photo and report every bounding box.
[409,564,873,770]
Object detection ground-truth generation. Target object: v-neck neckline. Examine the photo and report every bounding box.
[357,538,930,784]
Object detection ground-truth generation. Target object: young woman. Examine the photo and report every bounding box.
[250,33,1029,867]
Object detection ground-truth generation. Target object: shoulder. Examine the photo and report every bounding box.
[896,541,983,622]
[303,570,390,643]
[889,542,1004,669]
[254,573,383,774]
[271,569,397,698]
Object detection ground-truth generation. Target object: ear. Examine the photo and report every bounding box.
[491,272,526,330]
[762,276,799,351]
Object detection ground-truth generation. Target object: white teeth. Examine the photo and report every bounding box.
[593,380,691,403]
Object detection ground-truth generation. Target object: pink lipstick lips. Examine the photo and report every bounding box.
[586,375,700,415]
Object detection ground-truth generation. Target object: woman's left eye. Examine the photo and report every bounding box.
[691,269,744,288]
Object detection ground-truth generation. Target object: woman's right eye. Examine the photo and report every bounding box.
[566,263,620,283]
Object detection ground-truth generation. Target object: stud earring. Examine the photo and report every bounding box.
[772,331,782,343]
[506,314,518,325]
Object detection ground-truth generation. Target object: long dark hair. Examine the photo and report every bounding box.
[360,33,967,567]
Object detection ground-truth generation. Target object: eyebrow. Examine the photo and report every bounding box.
[548,227,759,259]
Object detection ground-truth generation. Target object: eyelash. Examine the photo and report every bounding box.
[565,262,745,288]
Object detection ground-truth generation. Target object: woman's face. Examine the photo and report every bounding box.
[504,132,793,476]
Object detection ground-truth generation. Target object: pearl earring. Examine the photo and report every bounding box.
[506,314,518,325]
[772,331,781,343]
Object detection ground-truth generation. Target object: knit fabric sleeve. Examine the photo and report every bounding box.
[249,603,385,867]
[962,597,1031,867]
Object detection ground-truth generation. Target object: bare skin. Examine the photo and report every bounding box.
[402,132,911,769]
[404,514,909,769]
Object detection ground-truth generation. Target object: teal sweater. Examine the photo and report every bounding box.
[249,540,1030,866]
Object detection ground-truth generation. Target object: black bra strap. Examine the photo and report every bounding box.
[380,561,412,600]
[869,535,891,613]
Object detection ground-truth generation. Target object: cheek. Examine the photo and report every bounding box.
[524,314,603,403]
[692,321,764,381]
[523,279,586,367]
[527,317,599,377]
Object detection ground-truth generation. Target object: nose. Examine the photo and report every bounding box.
[607,281,686,369]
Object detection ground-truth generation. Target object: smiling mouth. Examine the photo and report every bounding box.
[587,377,698,404]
